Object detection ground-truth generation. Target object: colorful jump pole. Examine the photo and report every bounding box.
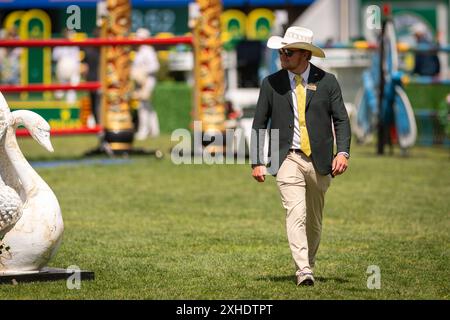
[192,0,226,153]
[18,10,52,101]
[99,0,134,153]
[354,6,417,155]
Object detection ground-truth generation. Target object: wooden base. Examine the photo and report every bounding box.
[0,268,94,285]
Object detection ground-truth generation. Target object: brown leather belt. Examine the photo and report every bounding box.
[289,148,305,155]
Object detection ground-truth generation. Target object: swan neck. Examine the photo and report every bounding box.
[4,118,47,194]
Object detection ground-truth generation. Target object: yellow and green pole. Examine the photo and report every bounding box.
[193,0,226,153]
[100,0,134,153]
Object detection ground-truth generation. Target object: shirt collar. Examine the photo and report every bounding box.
[288,63,311,85]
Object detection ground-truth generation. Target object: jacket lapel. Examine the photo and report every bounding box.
[280,70,294,112]
[306,64,320,110]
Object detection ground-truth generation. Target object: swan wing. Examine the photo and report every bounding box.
[0,185,23,233]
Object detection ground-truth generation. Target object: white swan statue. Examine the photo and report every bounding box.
[0,91,64,274]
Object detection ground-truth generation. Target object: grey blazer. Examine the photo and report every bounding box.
[251,63,351,176]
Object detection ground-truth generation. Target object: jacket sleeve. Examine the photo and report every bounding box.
[329,75,351,155]
[251,77,272,167]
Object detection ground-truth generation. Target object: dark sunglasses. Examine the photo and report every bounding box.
[278,48,299,57]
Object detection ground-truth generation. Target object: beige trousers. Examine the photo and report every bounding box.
[276,151,331,274]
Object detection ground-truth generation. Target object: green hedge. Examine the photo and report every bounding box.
[152,82,192,134]
[152,82,447,134]
[404,83,449,145]
[404,84,449,111]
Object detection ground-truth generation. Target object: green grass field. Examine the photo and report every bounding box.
[0,134,448,299]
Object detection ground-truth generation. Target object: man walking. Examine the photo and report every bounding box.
[251,26,351,286]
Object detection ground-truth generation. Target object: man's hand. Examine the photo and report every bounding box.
[252,165,267,182]
[332,154,348,176]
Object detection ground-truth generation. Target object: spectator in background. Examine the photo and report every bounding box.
[412,24,440,77]
[81,27,101,126]
[53,28,81,103]
[0,27,22,84]
[131,28,160,140]
[324,37,334,48]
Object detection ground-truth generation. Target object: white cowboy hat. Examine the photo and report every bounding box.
[267,26,325,58]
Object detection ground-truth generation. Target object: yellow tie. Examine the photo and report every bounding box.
[294,75,311,156]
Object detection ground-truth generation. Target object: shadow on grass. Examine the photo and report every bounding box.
[258,275,350,284]
[315,276,349,284]
[257,275,295,284]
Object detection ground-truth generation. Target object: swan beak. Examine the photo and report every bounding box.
[42,140,54,152]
